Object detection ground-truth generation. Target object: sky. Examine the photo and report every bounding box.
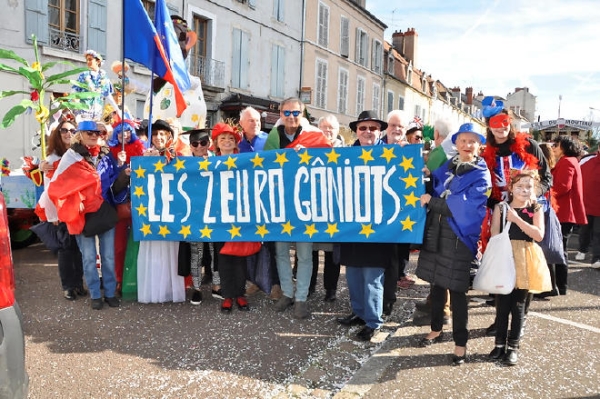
[365,0,600,122]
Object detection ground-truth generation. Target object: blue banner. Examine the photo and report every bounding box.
[130,144,426,243]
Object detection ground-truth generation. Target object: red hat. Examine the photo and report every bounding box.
[211,122,241,143]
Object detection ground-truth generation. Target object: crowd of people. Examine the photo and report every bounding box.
[32,44,596,367]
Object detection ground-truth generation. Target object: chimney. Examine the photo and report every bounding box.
[392,30,404,55]
[451,87,461,105]
[466,87,473,105]
[403,28,418,67]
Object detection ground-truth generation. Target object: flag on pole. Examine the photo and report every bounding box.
[154,0,191,93]
[123,0,187,116]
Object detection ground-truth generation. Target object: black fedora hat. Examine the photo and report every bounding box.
[181,128,212,142]
[349,110,388,132]
[151,119,174,135]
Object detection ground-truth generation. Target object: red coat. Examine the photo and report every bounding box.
[580,153,600,216]
[551,156,587,224]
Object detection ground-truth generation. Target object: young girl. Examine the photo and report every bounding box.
[488,170,547,365]
[210,123,249,312]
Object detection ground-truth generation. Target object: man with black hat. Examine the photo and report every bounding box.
[337,110,398,341]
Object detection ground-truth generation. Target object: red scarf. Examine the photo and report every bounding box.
[87,145,100,157]
[481,133,539,202]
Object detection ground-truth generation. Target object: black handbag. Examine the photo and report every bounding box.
[30,222,71,252]
[82,201,118,237]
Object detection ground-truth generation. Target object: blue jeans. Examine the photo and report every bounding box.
[275,242,312,301]
[76,228,117,300]
[346,266,385,329]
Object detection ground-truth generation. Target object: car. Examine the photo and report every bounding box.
[0,193,29,398]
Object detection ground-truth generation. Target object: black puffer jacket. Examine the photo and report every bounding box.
[416,197,474,292]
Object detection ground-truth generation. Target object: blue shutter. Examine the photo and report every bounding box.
[240,31,249,89]
[24,0,49,44]
[232,29,242,88]
[87,0,107,56]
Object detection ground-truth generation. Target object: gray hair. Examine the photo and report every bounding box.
[240,106,260,121]
[280,97,305,112]
[386,109,408,124]
[317,114,340,130]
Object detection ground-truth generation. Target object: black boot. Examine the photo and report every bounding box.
[489,345,506,360]
[555,263,568,295]
[538,264,559,298]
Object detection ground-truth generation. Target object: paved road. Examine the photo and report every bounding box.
[13,238,600,398]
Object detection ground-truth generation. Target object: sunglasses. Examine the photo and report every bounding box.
[84,131,102,137]
[191,139,209,148]
[358,125,380,132]
[489,114,511,129]
[282,110,301,117]
[60,128,77,134]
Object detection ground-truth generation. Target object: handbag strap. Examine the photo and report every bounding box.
[500,202,512,233]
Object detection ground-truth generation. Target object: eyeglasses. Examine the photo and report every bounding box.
[60,128,77,134]
[191,139,209,148]
[358,125,380,132]
[84,131,102,137]
[282,110,301,117]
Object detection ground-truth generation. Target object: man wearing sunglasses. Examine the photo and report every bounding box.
[264,98,314,320]
[185,128,211,157]
[337,110,398,342]
[238,106,268,153]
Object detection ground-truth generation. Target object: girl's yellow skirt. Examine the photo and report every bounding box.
[511,240,552,293]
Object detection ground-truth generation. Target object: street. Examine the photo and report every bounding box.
[13,238,600,398]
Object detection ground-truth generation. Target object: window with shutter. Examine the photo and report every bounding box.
[232,28,249,89]
[87,0,107,56]
[356,77,365,115]
[338,68,348,114]
[44,0,82,52]
[340,17,349,57]
[398,95,405,110]
[271,44,285,97]
[372,83,380,114]
[25,0,49,44]
[315,59,328,109]
[318,3,329,48]
[274,0,284,22]
[387,91,394,114]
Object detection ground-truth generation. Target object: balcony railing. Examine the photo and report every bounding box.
[48,28,81,53]
[189,55,225,89]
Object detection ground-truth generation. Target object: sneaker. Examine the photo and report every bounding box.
[274,295,294,312]
[592,260,600,269]
[221,298,233,312]
[91,298,104,310]
[245,282,261,296]
[236,296,250,311]
[269,284,283,300]
[293,301,310,319]
[212,288,224,300]
[190,290,203,305]
[575,252,586,261]
[104,297,120,308]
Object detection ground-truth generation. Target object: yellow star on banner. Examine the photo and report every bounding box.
[281,221,295,235]
[401,173,419,189]
[154,159,166,173]
[173,158,185,171]
[399,156,415,172]
[224,156,237,170]
[274,152,289,167]
[251,153,265,168]
[140,223,152,236]
[325,149,340,164]
[135,203,148,216]
[304,223,318,238]
[359,223,375,238]
[228,224,242,239]
[404,192,419,207]
[359,148,374,164]
[200,225,213,239]
[255,224,269,238]
[400,216,417,231]
[199,158,211,171]
[178,225,192,239]
[133,186,145,198]
[158,225,170,238]
[298,151,312,165]
[134,165,146,178]
[380,147,396,163]
[325,223,339,237]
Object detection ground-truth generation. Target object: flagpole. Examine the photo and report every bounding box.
[120,0,126,152]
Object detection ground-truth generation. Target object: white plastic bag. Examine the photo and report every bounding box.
[473,203,516,295]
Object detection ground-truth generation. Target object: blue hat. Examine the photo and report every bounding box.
[451,123,486,144]
[77,120,99,132]
[481,96,504,118]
